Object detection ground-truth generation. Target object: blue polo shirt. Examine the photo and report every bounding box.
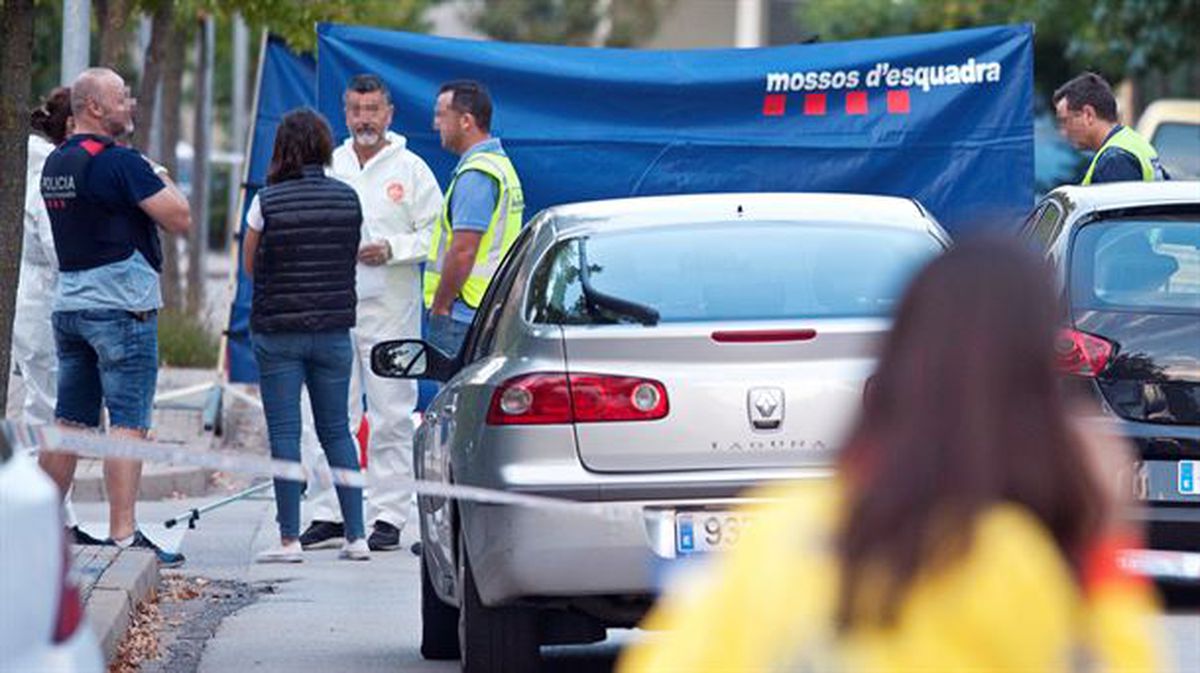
[448,138,505,324]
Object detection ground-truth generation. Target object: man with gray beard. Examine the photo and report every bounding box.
[297,74,442,552]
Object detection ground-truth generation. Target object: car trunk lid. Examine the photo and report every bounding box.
[563,320,884,472]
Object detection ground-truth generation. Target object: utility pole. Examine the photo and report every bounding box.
[734,0,764,49]
[61,0,91,84]
[227,14,249,247]
[188,14,214,315]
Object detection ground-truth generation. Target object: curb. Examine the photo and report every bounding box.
[85,548,160,663]
[71,428,218,502]
[72,460,213,502]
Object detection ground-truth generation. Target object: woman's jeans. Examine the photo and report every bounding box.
[252,330,364,541]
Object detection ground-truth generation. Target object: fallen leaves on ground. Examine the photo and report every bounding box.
[108,575,213,672]
[108,601,161,673]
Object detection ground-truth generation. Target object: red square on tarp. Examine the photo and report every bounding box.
[887,89,911,114]
[804,94,827,116]
[762,94,786,117]
[846,91,868,115]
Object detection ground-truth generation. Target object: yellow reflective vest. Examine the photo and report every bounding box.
[424,149,524,310]
[619,479,1164,673]
[1082,125,1165,185]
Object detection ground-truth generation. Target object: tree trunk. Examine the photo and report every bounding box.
[159,23,186,312]
[0,0,35,416]
[96,0,132,69]
[132,0,173,153]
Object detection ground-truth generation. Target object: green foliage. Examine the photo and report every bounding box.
[158,308,219,368]
[795,0,1196,99]
[214,0,434,52]
[1071,0,1200,76]
[471,0,673,47]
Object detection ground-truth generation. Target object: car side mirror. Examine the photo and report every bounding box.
[370,340,457,382]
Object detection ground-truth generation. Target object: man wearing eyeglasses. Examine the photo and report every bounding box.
[297,73,442,552]
[1053,72,1168,185]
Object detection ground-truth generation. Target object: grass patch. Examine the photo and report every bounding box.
[158,309,219,368]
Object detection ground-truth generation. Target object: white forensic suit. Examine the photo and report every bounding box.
[15,134,80,527]
[300,131,441,532]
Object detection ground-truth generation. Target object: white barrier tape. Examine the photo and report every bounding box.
[7,422,628,519]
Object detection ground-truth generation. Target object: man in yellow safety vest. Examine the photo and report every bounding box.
[425,80,524,356]
[1053,72,1168,185]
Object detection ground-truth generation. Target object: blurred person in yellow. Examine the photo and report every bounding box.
[619,238,1164,673]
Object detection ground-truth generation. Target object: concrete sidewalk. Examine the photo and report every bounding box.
[75,544,159,662]
[8,366,235,502]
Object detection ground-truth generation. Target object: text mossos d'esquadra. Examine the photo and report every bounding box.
[765,58,1003,94]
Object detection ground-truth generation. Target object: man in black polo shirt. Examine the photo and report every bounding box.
[37,67,192,565]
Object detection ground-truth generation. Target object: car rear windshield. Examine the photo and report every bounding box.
[1070,218,1200,312]
[526,221,942,325]
[1151,122,1200,179]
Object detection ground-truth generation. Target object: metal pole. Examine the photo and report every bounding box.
[163,480,273,529]
[227,14,249,246]
[734,0,764,49]
[189,15,214,312]
[60,0,91,85]
[214,29,268,389]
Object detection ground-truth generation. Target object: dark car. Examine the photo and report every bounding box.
[1021,181,1200,562]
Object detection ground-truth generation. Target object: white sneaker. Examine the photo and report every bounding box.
[339,538,370,561]
[256,540,303,564]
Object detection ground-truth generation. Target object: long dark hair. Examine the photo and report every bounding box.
[835,238,1106,630]
[266,107,333,185]
[31,86,72,145]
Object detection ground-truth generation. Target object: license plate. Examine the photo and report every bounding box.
[1181,461,1199,495]
[676,510,752,554]
[1119,549,1200,582]
[1123,460,1200,501]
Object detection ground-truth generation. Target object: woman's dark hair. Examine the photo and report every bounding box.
[30,87,72,145]
[835,238,1106,630]
[266,108,334,185]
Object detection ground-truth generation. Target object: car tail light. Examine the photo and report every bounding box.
[487,373,669,425]
[1055,329,1115,377]
[52,539,84,643]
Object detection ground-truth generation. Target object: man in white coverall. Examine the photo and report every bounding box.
[298,74,442,552]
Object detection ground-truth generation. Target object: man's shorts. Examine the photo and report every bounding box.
[52,309,158,431]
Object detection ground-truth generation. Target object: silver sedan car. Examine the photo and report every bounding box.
[374,192,949,672]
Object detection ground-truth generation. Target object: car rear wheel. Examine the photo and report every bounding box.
[420,551,459,660]
[457,531,540,673]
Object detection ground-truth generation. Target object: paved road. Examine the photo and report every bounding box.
[75,494,1199,673]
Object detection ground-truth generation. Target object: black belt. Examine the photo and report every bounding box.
[127,309,158,322]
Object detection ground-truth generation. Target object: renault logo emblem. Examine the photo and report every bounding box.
[748,388,784,430]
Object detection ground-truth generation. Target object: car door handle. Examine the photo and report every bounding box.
[442,404,457,415]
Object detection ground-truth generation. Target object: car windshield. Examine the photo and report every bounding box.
[1151,122,1200,179]
[526,221,942,325]
[1070,218,1200,312]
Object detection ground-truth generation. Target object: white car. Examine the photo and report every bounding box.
[0,435,103,673]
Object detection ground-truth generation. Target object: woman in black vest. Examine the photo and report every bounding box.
[243,108,368,562]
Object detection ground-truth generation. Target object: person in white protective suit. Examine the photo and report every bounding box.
[298,74,442,552]
[14,87,102,545]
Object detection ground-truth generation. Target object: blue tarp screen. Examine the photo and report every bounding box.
[316,23,1033,236]
[232,24,1036,383]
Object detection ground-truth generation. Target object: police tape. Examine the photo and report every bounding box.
[3,421,632,520]
[7,421,1200,580]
